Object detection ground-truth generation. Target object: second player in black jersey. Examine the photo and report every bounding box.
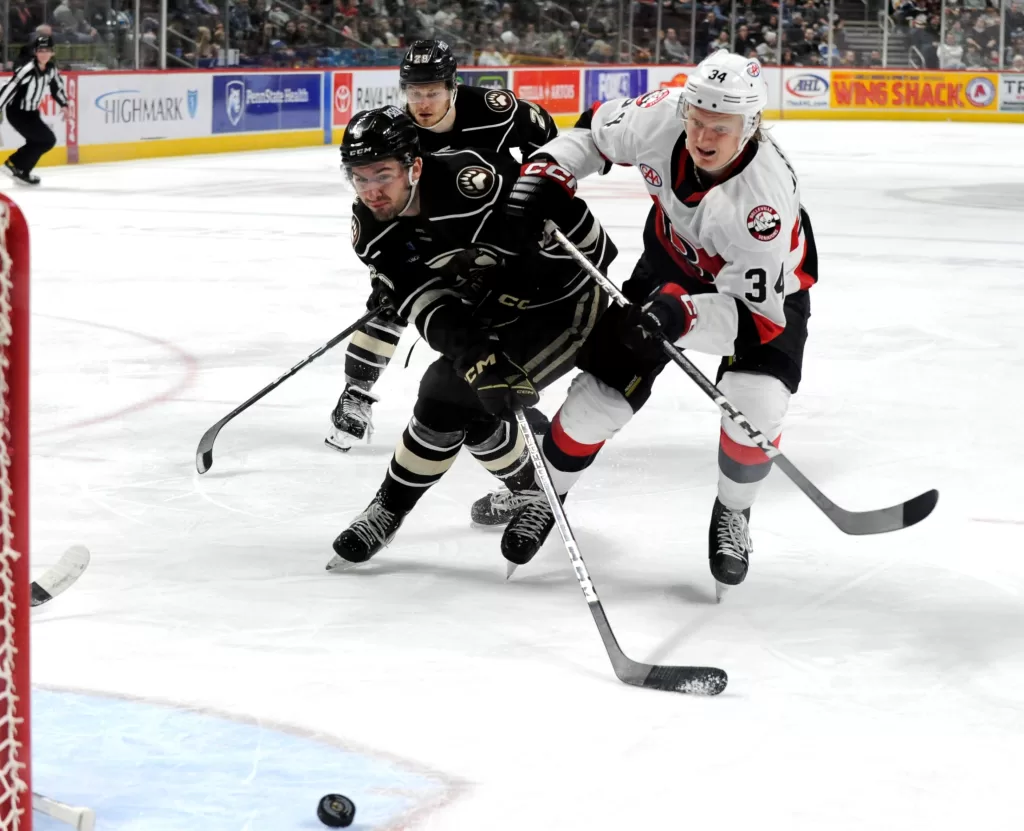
[326,39,559,452]
[328,107,614,569]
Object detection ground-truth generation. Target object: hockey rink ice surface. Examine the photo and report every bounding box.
[16,120,1024,830]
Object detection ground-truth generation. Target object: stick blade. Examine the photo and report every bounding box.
[31,545,90,607]
[196,423,221,474]
[902,488,939,528]
[641,664,728,696]
[834,488,939,535]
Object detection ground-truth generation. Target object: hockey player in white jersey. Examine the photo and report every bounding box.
[492,51,819,591]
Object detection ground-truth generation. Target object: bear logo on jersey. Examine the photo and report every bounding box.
[639,164,662,187]
[456,166,496,198]
[636,89,670,108]
[484,90,514,112]
[351,215,360,246]
[746,205,781,242]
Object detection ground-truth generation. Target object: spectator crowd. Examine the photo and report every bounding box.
[3,0,1021,72]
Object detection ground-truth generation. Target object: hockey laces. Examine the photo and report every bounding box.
[342,390,374,427]
[716,509,752,563]
[509,491,552,541]
[488,489,526,513]
[350,503,398,549]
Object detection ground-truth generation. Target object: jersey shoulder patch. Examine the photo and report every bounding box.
[484,88,516,113]
[456,164,497,199]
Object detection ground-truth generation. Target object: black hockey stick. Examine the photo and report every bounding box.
[196,306,383,474]
[514,408,727,695]
[546,221,937,535]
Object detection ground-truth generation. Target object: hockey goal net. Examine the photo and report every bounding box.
[0,193,32,831]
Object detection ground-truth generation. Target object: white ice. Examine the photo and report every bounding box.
[16,119,1024,830]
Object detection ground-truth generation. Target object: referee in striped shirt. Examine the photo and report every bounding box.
[0,35,68,185]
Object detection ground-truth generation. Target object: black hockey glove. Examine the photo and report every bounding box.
[621,284,698,361]
[367,276,399,321]
[456,347,539,418]
[505,159,577,248]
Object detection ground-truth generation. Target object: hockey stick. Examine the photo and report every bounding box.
[514,408,727,695]
[31,545,90,608]
[196,306,383,474]
[33,792,96,831]
[546,221,938,535]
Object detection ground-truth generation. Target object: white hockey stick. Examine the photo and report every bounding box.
[31,545,90,608]
[33,792,96,831]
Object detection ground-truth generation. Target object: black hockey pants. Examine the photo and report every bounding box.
[6,107,56,174]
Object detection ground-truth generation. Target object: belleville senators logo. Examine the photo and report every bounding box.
[456,166,496,198]
[746,205,781,242]
[636,89,670,108]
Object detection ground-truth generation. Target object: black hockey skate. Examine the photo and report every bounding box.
[4,160,38,185]
[328,492,407,569]
[709,497,752,601]
[469,407,551,527]
[325,386,378,452]
[501,489,562,576]
[471,489,536,527]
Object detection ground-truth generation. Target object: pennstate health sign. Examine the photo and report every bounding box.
[213,73,321,133]
[830,70,998,111]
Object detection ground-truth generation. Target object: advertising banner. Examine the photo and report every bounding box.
[830,70,998,111]
[457,69,509,89]
[351,69,403,114]
[644,67,690,90]
[782,69,830,110]
[332,71,353,126]
[998,73,1024,112]
[212,73,320,133]
[77,72,211,143]
[513,68,581,114]
[583,68,648,106]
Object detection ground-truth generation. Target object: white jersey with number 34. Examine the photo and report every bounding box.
[537,87,814,356]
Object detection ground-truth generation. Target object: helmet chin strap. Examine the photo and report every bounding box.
[398,167,420,217]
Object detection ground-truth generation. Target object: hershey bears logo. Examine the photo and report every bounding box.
[350,215,360,246]
[456,165,496,198]
[746,205,781,242]
[484,89,514,113]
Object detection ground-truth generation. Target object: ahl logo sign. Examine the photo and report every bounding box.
[747,205,781,242]
[785,74,829,98]
[965,76,996,107]
[639,164,662,187]
[456,166,496,198]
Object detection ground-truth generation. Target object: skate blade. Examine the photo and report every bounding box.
[506,561,518,580]
[326,555,360,573]
[715,581,731,603]
[324,435,354,453]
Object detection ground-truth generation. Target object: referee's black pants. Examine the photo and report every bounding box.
[6,107,56,174]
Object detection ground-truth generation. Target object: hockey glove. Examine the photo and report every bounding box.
[505,159,577,248]
[621,284,698,361]
[456,348,539,418]
[326,385,379,451]
[367,276,399,321]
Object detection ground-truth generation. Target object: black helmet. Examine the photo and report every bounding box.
[399,40,457,88]
[32,35,55,52]
[340,107,421,171]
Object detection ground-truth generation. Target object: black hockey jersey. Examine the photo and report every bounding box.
[349,147,614,365]
[413,85,557,160]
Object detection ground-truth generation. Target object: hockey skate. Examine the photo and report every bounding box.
[328,492,407,570]
[325,386,378,452]
[4,160,38,185]
[501,489,561,577]
[469,407,551,527]
[709,498,752,602]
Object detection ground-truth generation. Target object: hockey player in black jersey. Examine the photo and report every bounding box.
[328,107,613,569]
[0,35,68,185]
[326,38,558,453]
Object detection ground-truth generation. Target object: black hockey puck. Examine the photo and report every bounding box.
[317,793,356,828]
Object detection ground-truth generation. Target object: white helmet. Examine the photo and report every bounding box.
[682,50,768,142]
